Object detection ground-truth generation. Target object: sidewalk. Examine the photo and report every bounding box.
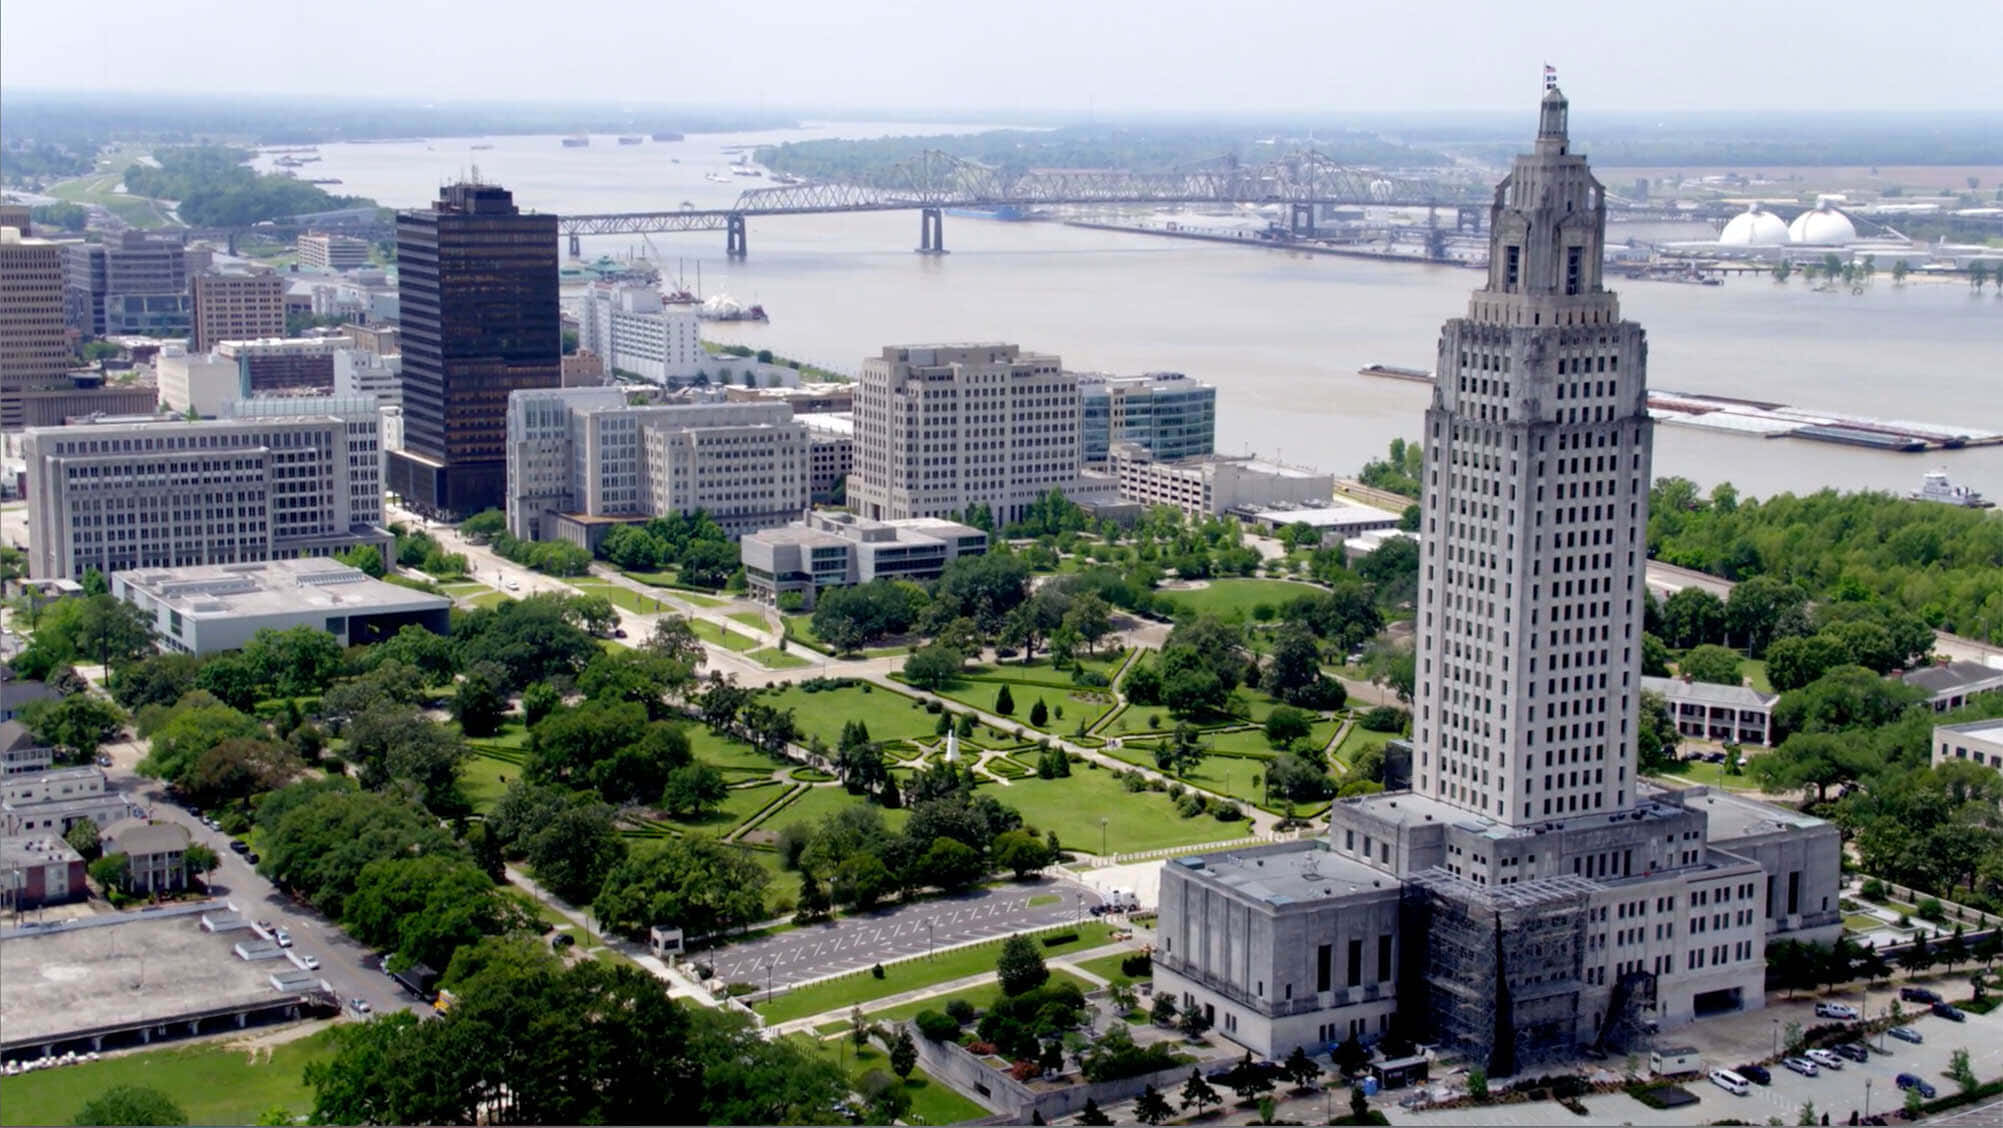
[503,864,716,1006]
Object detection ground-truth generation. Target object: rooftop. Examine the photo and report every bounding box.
[1650,783,1829,841]
[0,834,84,870]
[1938,718,2003,742]
[1641,675,1779,708]
[1338,788,1699,842]
[112,559,451,621]
[1242,503,1402,527]
[0,901,310,1046]
[1903,661,2003,696]
[1171,841,1396,906]
[103,818,191,856]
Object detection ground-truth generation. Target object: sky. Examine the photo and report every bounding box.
[5,0,2000,114]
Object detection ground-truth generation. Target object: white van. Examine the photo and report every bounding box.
[1709,1068,1749,1096]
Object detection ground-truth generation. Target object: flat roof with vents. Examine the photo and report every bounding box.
[111,558,451,621]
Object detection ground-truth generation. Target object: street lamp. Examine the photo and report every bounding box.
[926,918,935,961]
[1865,1077,1872,1119]
[765,959,775,1004]
[1100,817,1109,859]
[1771,1018,1779,1055]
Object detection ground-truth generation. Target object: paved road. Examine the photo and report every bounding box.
[704,878,1103,993]
[98,733,426,1023]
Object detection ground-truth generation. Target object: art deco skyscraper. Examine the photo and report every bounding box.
[387,183,559,518]
[1409,85,1653,827]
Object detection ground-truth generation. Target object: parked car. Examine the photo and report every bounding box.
[96,755,112,767]
[229,839,250,854]
[1889,1026,1924,1044]
[1933,1002,1967,1022]
[613,628,627,639]
[1804,1049,1844,1070]
[1835,1043,1869,1062]
[505,579,520,592]
[1709,1069,1750,1095]
[348,997,371,1015]
[1901,986,1942,1004]
[1896,1073,1937,1099]
[300,954,320,970]
[1738,1064,1771,1085]
[1783,1057,1819,1077]
[244,852,260,865]
[1814,1001,1860,1020]
[274,928,292,947]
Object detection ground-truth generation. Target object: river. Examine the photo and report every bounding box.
[258,124,2003,502]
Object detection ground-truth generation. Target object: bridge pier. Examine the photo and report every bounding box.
[1289,203,1316,238]
[725,214,747,258]
[917,207,946,254]
[568,233,582,258]
[1456,205,1484,234]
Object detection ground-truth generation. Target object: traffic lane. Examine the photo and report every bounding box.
[706,880,1103,990]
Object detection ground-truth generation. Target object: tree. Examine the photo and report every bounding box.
[580,647,693,720]
[1028,698,1049,727]
[335,545,386,578]
[1264,623,1323,702]
[89,853,130,893]
[1640,632,1673,677]
[523,798,626,903]
[242,626,346,699]
[660,763,729,818]
[1223,1051,1277,1104]
[184,843,219,885]
[1134,1084,1174,1125]
[1725,574,1810,657]
[1765,633,1852,692]
[1635,691,1680,774]
[1466,1065,1488,1101]
[1282,1045,1321,1089]
[72,1085,188,1126]
[449,662,510,738]
[1065,593,1112,654]
[593,834,770,940]
[1942,924,1970,971]
[1151,994,1178,1026]
[1177,1005,1211,1039]
[1950,1047,1977,1093]
[1332,1032,1370,1076]
[458,509,507,541]
[1264,705,1316,749]
[1660,587,1727,650]
[184,738,302,809]
[1076,1098,1112,1125]
[23,692,125,763]
[1180,1068,1220,1116]
[998,933,1050,996]
[995,684,1015,715]
[65,819,102,861]
[993,828,1053,878]
[1898,931,1935,977]
[1679,643,1744,686]
[889,1027,918,1080]
[902,644,963,691]
[142,703,263,785]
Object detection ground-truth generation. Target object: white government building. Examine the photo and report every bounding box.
[504,386,810,546]
[1153,86,1840,1071]
[576,282,706,386]
[110,558,452,653]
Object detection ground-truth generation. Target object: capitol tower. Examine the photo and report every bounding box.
[1410,83,1653,826]
[1151,83,1841,1075]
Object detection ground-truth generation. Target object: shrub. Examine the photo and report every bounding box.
[916,1010,960,1041]
[1213,802,1244,822]
[1042,932,1079,947]
[872,962,886,979]
[1121,953,1153,978]
[1860,878,1886,900]
[1360,705,1409,733]
[1919,897,1947,922]
[945,998,977,1025]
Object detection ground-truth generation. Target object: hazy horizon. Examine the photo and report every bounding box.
[6,0,2000,115]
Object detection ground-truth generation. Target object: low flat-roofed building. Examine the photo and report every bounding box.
[2,766,107,806]
[101,817,189,893]
[1641,675,1781,746]
[0,834,86,910]
[111,559,452,654]
[722,382,856,414]
[3,790,137,836]
[1108,443,1334,518]
[1903,661,2003,713]
[740,511,986,607]
[1934,718,2003,771]
[0,900,332,1060]
[1238,502,1404,542]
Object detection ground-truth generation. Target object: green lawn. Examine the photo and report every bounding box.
[0,1027,341,1127]
[440,581,491,597]
[659,779,791,834]
[1202,723,1340,759]
[1845,912,1888,932]
[994,770,1253,853]
[766,784,911,837]
[758,683,939,748]
[788,1036,990,1126]
[730,610,772,631]
[862,970,1095,1023]
[1101,747,1287,813]
[1649,758,1765,792]
[755,923,1115,1023]
[466,590,515,610]
[931,677,1114,734]
[1157,578,1324,622]
[568,579,667,615]
[1330,724,1394,769]
[1743,659,1774,694]
[749,647,812,670]
[1069,951,1148,985]
[683,725,786,773]
[460,751,518,813]
[690,618,759,652]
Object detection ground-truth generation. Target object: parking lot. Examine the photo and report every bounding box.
[704,880,1102,990]
[1386,989,2003,1126]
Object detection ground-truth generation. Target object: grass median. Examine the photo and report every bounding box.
[752,922,1116,1025]
[0,1027,340,1127]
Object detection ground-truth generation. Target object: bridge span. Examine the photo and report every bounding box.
[556,149,1495,257]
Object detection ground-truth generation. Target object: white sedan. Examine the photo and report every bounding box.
[1804,1049,1844,1070]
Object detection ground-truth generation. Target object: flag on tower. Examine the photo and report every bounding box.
[1543,64,1558,91]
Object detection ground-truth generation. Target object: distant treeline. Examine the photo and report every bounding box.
[0,92,795,148]
[123,146,378,227]
[753,125,1449,182]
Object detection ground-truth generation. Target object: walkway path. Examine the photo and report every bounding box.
[503,865,717,1007]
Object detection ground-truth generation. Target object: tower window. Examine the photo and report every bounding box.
[1566,247,1583,296]
[1505,246,1521,290]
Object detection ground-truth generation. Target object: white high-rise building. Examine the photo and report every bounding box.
[850,343,1079,525]
[1150,85,1841,1072]
[577,283,705,385]
[1409,82,1652,827]
[22,409,390,580]
[505,387,809,545]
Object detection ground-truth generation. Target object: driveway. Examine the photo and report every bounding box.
[702,878,1102,992]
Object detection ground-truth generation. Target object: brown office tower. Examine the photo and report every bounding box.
[386,183,559,518]
[0,225,76,432]
[190,271,285,352]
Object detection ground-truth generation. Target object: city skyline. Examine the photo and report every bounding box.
[5,0,2000,113]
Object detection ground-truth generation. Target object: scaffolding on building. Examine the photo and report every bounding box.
[1402,868,1601,1074]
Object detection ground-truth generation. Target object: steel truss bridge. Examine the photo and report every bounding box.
[556,149,1497,257]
